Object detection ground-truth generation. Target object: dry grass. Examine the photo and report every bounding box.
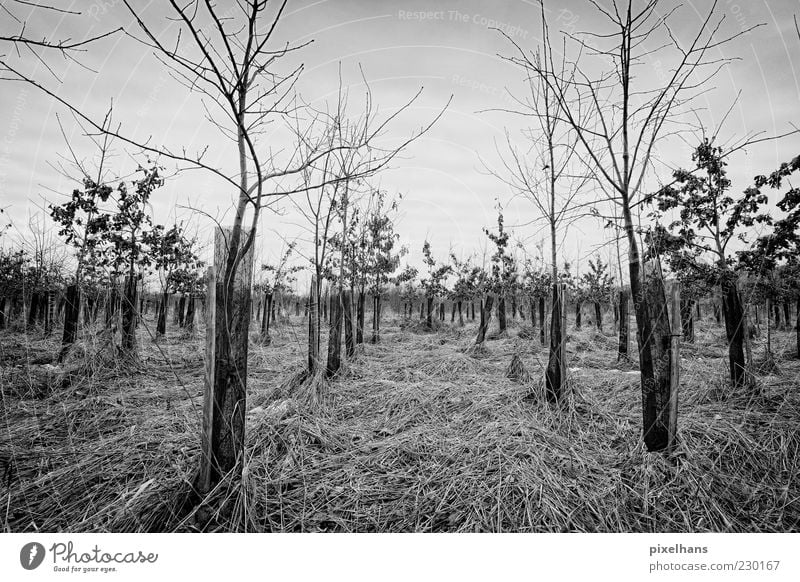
[1,313,798,532]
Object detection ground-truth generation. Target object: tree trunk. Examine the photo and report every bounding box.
[27,292,40,328]
[0,297,6,329]
[371,294,381,343]
[343,290,355,357]
[511,295,517,319]
[475,294,494,344]
[156,291,168,336]
[545,283,565,402]
[470,301,475,321]
[121,272,138,356]
[458,300,464,326]
[539,297,546,345]
[594,302,602,332]
[637,260,673,452]
[574,301,581,329]
[721,277,747,388]
[185,295,196,332]
[177,294,186,327]
[425,295,434,329]
[261,292,272,340]
[439,302,445,322]
[357,291,366,344]
[58,285,80,362]
[308,276,319,373]
[450,302,456,322]
[498,296,507,333]
[197,226,254,495]
[326,289,343,377]
[618,288,629,360]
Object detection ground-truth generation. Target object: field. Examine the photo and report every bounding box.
[2,309,798,533]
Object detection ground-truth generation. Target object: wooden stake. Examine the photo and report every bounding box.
[668,282,680,452]
[199,265,216,494]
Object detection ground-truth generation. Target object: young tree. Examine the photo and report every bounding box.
[364,194,405,343]
[256,244,302,345]
[420,241,451,331]
[482,209,517,336]
[520,257,551,344]
[653,140,772,387]
[508,0,758,449]
[147,224,202,339]
[580,257,615,332]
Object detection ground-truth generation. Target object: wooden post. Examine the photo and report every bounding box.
[198,266,216,494]
[560,283,567,384]
[668,282,680,452]
[308,275,319,374]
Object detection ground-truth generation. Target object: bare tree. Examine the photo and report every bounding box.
[508,0,758,451]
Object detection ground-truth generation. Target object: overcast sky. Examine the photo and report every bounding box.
[1,0,799,283]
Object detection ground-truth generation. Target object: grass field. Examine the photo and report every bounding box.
[1,310,798,532]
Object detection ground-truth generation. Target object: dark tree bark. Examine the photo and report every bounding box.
[470,301,475,321]
[308,276,319,373]
[457,300,464,326]
[498,296,507,333]
[371,294,381,343]
[0,297,6,329]
[618,288,629,360]
[594,302,603,332]
[326,290,343,377]
[721,279,747,388]
[511,295,517,319]
[343,290,355,357]
[545,283,564,402]
[357,291,366,344]
[638,260,673,451]
[539,297,546,345]
[475,294,494,344]
[156,291,168,336]
[439,302,445,322]
[574,301,582,329]
[185,295,196,331]
[198,227,254,495]
[58,284,80,362]
[260,292,273,340]
[177,294,186,327]
[27,292,40,328]
[425,295,434,329]
[121,273,138,356]
[450,302,456,322]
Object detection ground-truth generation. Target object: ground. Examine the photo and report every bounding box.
[1,309,798,532]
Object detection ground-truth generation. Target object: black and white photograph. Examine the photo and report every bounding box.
[0,0,799,577]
